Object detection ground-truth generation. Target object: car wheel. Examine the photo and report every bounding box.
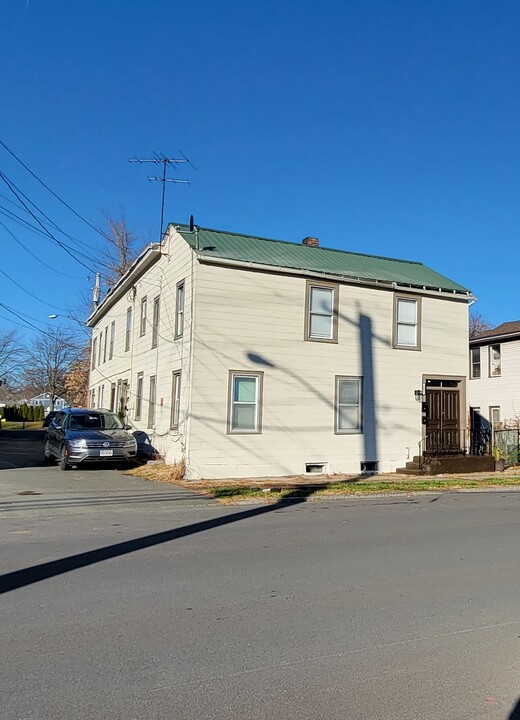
[59,445,70,471]
[43,443,54,464]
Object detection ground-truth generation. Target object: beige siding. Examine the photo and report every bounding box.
[468,339,520,425]
[188,262,469,479]
[89,229,195,463]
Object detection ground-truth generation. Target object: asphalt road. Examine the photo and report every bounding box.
[1,432,520,719]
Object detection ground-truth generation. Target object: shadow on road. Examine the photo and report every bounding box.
[509,698,520,719]
[0,430,46,469]
[0,491,211,511]
[0,489,317,595]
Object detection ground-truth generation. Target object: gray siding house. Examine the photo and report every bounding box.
[87,223,472,479]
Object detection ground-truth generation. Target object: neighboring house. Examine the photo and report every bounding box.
[468,321,520,443]
[87,223,472,479]
[29,393,67,414]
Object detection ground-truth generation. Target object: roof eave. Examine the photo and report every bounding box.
[470,331,520,345]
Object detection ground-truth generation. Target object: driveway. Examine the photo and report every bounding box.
[0,430,214,515]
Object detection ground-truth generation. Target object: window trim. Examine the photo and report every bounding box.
[147,375,156,428]
[135,372,144,420]
[125,307,132,352]
[170,370,181,430]
[151,295,160,349]
[488,344,501,377]
[175,280,185,339]
[103,326,108,363]
[227,370,264,434]
[92,337,97,370]
[140,296,147,337]
[470,346,481,379]
[109,321,115,360]
[393,294,422,351]
[334,375,363,434]
[304,280,339,343]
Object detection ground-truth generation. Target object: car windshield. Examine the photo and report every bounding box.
[68,413,124,430]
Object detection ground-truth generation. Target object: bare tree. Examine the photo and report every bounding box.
[0,328,25,382]
[101,216,139,287]
[64,343,91,406]
[23,328,81,406]
[469,310,492,339]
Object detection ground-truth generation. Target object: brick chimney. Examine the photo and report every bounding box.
[302,236,319,247]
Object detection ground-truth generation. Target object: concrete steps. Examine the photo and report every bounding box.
[396,454,495,476]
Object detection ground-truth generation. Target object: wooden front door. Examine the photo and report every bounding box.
[425,381,461,453]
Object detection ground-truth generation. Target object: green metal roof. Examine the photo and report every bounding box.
[174,224,470,294]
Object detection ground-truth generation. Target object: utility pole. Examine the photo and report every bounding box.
[129,152,195,243]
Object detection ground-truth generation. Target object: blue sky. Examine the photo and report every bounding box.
[1,0,519,341]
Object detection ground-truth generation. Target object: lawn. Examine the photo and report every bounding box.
[0,421,43,431]
[126,463,520,504]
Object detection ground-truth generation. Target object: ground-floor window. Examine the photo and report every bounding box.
[147,376,156,428]
[228,371,263,433]
[335,376,363,433]
[170,371,181,429]
[135,373,143,420]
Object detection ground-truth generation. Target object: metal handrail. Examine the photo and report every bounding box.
[417,428,469,470]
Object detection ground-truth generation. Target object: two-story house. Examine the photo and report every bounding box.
[468,321,520,445]
[87,224,472,479]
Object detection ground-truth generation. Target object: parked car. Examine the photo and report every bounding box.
[44,408,137,470]
[42,411,57,428]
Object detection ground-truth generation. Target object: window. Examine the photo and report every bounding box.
[305,281,338,342]
[92,337,97,369]
[125,307,132,352]
[335,376,363,433]
[394,296,421,349]
[135,373,144,420]
[97,385,102,408]
[152,296,160,348]
[170,371,181,429]
[228,371,263,433]
[98,332,103,365]
[489,345,501,376]
[147,376,156,428]
[175,280,185,338]
[470,347,481,378]
[490,406,501,444]
[100,384,104,408]
[109,321,115,360]
[103,326,108,363]
[140,296,147,336]
[110,383,116,412]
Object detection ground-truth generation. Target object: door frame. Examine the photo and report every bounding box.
[421,374,467,453]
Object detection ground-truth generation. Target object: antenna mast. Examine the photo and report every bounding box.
[129,152,195,243]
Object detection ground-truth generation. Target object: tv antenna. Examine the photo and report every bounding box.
[129,151,196,242]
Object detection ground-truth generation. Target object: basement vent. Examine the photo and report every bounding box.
[305,462,327,474]
[360,461,379,474]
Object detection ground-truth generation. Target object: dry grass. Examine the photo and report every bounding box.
[125,463,520,503]
[0,421,43,431]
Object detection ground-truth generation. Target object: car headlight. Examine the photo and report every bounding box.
[124,439,137,448]
[69,439,87,448]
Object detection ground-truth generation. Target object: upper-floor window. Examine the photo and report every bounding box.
[489,344,501,377]
[140,296,147,337]
[228,371,263,433]
[109,321,115,360]
[394,296,421,350]
[125,307,132,352]
[98,331,103,366]
[103,326,108,363]
[151,296,160,348]
[175,281,185,338]
[305,281,338,342]
[335,376,363,433]
[92,337,97,370]
[470,347,481,378]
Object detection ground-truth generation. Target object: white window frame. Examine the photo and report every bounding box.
[125,307,132,352]
[135,373,144,420]
[394,295,421,350]
[140,296,147,337]
[175,280,185,338]
[147,375,156,428]
[489,344,501,377]
[151,296,160,348]
[92,337,97,370]
[109,321,115,360]
[170,371,181,429]
[305,281,338,343]
[228,371,263,434]
[103,326,108,363]
[470,346,481,379]
[335,376,363,434]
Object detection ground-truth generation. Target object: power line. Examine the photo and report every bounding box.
[0,139,112,241]
[0,170,96,274]
[0,220,85,280]
[0,302,54,336]
[0,265,70,311]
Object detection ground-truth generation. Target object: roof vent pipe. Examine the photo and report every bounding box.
[302,237,319,247]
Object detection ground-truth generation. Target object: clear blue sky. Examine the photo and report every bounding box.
[1,0,519,342]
